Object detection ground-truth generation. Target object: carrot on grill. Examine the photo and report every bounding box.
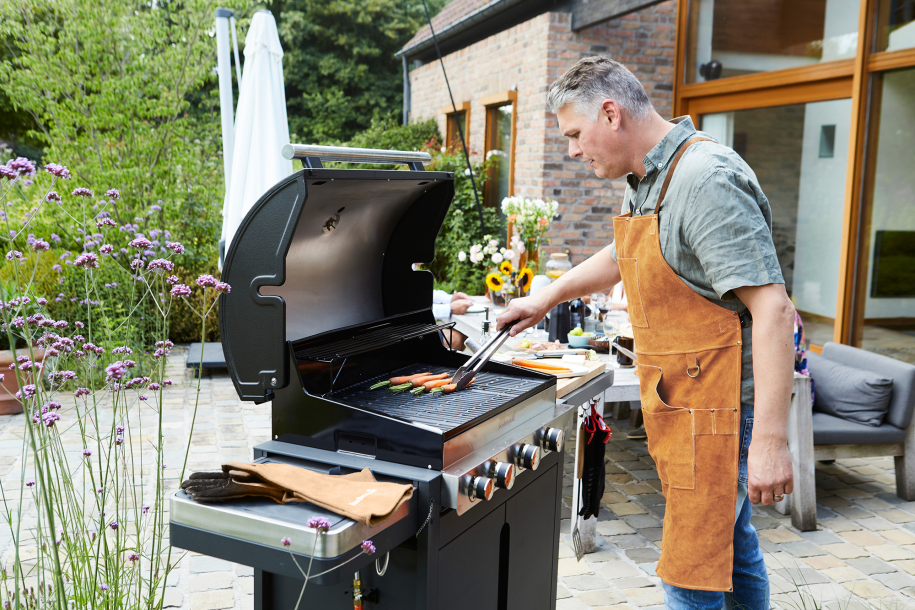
[511,358,572,374]
[388,371,431,385]
[412,372,449,387]
[432,378,476,394]
[423,378,452,391]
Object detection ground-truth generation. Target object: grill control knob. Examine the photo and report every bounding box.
[469,476,495,501]
[540,427,565,453]
[490,462,516,490]
[515,443,541,471]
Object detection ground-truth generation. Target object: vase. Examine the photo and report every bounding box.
[520,248,540,273]
[485,287,506,306]
[0,349,45,415]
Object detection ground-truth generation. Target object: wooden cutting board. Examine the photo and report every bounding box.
[556,360,606,399]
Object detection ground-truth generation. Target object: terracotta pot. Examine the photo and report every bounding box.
[0,349,45,416]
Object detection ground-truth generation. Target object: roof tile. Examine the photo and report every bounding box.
[403,0,492,50]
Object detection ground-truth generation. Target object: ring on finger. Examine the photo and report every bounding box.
[774,494,785,501]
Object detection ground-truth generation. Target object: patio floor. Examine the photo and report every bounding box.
[1,346,914,609]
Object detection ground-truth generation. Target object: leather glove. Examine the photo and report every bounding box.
[181,470,287,503]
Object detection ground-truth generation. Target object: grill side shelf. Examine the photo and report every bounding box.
[293,320,455,363]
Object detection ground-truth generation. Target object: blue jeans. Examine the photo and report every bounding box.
[662,405,770,609]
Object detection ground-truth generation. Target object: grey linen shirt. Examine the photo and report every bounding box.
[608,117,785,406]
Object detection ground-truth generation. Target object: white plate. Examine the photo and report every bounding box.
[464,305,488,314]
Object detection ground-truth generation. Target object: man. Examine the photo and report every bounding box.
[497,57,795,608]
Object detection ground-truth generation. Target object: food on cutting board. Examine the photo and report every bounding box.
[519,339,531,349]
[510,358,573,374]
[522,339,563,351]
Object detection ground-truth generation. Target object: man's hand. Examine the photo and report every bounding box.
[496,293,552,336]
[452,291,471,302]
[747,436,793,505]
[450,299,474,315]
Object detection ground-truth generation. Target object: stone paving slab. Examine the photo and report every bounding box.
[6,356,915,609]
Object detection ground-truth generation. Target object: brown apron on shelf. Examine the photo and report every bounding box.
[613,137,743,592]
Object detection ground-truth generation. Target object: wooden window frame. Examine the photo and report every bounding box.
[673,0,915,350]
[443,101,471,151]
[482,91,518,206]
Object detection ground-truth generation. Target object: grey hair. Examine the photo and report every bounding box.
[547,56,654,123]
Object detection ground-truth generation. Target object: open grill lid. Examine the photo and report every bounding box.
[219,145,455,402]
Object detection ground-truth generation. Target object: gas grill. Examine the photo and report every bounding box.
[170,145,576,609]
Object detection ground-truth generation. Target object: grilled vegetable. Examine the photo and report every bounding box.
[431,378,476,394]
[371,371,433,390]
[511,358,572,373]
[411,372,449,387]
[423,378,452,391]
[389,382,414,392]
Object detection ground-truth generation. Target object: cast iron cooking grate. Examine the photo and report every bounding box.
[332,364,544,431]
[294,321,456,363]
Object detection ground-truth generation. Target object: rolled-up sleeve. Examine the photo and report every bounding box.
[682,168,784,299]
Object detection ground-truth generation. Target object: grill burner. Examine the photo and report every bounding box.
[332,364,544,432]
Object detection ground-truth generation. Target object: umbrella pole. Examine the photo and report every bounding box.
[215,7,237,267]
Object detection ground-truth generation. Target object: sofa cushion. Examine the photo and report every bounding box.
[812,412,905,445]
[808,352,894,427]
[822,342,915,430]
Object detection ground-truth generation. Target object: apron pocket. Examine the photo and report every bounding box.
[639,365,695,490]
[617,258,649,328]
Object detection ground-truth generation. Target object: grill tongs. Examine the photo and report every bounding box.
[451,321,517,391]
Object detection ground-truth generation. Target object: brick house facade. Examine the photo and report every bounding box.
[402,0,677,262]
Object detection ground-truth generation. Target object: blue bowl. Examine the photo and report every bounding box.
[567,333,592,348]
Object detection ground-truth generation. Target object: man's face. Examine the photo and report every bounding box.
[557,102,628,180]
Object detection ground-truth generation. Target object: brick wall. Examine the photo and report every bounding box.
[408,1,677,264]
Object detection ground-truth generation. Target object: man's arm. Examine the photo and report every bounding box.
[496,243,622,335]
[733,283,796,506]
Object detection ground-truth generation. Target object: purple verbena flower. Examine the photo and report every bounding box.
[105,361,127,381]
[130,258,144,271]
[109,521,118,530]
[139,394,148,401]
[74,252,99,268]
[128,237,152,250]
[281,536,291,547]
[37,297,47,305]
[100,583,108,591]
[31,239,50,251]
[170,284,191,298]
[42,412,61,427]
[96,218,117,229]
[307,516,331,532]
[146,258,174,273]
[166,241,185,254]
[127,551,140,562]
[196,274,218,288]
[72,187,94,197]
[9,157,36,176]
[147,382,160,391]
[25,480,35,487]
[99,244,114,254]
[45,191,61,203]
[6,250,22,260]
[74,387,90,398]
[16,384,36,399]
[361,540,376,555]
[115,436,123,445]
[105,188,119,200]
[142,504,150,514]
[215,282,231,294]
[82,448,91,456]
[44,163,70,179]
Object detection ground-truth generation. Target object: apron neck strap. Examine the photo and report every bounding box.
[656,137,714,215]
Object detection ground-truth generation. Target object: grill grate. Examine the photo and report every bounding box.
[294,321,455,363]
[332,363,544,431]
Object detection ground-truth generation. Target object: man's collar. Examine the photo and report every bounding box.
[643,116,696,172]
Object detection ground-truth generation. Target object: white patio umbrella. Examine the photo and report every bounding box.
[219,10,293,265]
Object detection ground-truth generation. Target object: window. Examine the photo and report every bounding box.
[876,0,915,52]
[443,102,471,151]
[701,98,853,347]
[482,92,517,207]
[685,0,859,84]
[851,66,915,364]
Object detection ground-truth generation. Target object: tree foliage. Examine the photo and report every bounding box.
[270,0,447,144]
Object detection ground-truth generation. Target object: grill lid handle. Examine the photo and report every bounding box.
[282,144,431,171]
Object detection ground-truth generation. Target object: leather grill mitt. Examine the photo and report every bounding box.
[225,462,414,527]
[181,470,287,504]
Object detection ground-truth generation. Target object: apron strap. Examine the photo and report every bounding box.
[656,137,714,215]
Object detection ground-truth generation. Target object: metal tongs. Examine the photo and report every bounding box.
[451,320,517,391]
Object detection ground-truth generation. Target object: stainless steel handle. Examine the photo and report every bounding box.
[282,143,431,166]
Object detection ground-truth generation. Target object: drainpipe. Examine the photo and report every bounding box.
[402,55,411,126]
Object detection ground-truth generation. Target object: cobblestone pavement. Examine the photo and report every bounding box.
[2,353,915,609]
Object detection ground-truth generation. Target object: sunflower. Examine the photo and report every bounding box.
[499,260,513,275]
[517,267,534,293]
[486,273,504,292]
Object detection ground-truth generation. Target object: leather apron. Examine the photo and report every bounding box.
[613,137,743,592]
